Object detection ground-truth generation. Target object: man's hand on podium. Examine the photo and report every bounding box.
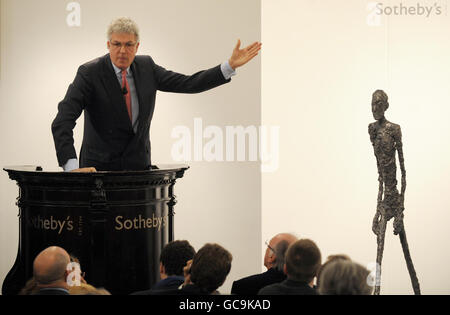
[70,167,97,173]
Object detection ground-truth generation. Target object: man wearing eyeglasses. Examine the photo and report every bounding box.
[231,233,297,295]
[52,17,261,172]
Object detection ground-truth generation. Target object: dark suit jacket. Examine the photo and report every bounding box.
[32,288,70,295]
[145,284,213,295]
[257,279,317,295]
[130,275,185,295]
[231,268,286,295]
[52,54,230,171]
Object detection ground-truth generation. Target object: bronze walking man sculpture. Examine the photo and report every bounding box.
[368,90,420,295]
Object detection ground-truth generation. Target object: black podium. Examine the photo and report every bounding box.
[2,165,189,295]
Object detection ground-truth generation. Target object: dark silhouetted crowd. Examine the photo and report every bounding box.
[18,233,373,295]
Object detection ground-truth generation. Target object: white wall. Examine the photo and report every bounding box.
[262,0,450,294]
[0,0,261,294]
[2,0,448,296]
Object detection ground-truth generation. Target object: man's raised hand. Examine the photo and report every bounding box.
[228,39,262,70]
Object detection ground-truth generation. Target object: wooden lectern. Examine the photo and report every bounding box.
[2,165,189,295]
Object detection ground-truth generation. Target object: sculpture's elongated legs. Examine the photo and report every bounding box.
[374,215,387,295]
[398,226,421,295]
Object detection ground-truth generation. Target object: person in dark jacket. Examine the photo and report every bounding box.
[52,17,261,173]
[258,239,321,295]
[231,233,297,295]
[132,240,195,295]
[32,246,71,295]
[151,243,232,295]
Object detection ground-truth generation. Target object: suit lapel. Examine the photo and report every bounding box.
[131,58,148,136]
[101,54,133,130]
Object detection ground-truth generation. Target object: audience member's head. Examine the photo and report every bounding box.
[18,277,39,295]
[318,260,373,295]
[189,243,232,294]
[284,239,322,285]
[67,254,88,286]
[264,233,298,272]
[316,254,351,288]
[160,240,196,279]
[33,246,71,289]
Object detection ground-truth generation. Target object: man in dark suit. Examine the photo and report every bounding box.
[258,239,321,295]
[52,17,261,172]
[231,233,297,295]
[32,246,71,295]
[131,240,195,295]
[151,243,233,295]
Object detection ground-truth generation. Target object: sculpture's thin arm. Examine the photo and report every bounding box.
[372,155,384,236]
[394,125,406,235]
[376,156,384,204]
[395,127,406,199]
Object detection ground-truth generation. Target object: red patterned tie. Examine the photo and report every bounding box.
[121,70,132,122]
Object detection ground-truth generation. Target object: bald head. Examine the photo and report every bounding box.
[33,246,70,286]
[271,233,298,245]
[264,233,298,271]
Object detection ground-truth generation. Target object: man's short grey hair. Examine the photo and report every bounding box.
[318,260,373,295]
[107,17,140,42]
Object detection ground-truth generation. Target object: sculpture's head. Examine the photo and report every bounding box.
[372,90,389,121]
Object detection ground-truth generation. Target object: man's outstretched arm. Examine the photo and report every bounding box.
[155,40,261,93]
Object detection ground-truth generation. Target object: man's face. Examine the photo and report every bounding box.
[372,98,387,121]
[107,32,140,70]
[263,238,276,269]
